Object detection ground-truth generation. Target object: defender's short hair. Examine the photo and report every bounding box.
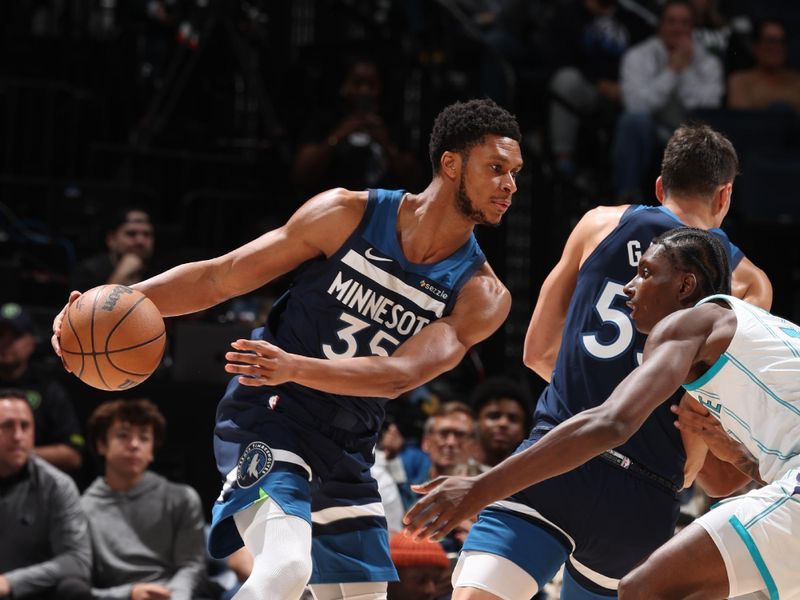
[651,227,732,298]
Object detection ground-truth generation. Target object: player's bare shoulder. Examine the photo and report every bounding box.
[292,188,370,257]
[572,205,629,265]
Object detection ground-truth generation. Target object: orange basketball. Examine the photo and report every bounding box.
[59,285,166,391]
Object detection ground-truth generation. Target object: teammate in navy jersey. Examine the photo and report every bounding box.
[409,228,800,600]
[403,124,772,600]
[52,98,523,600]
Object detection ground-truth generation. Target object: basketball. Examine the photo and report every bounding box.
[59,285,166,391]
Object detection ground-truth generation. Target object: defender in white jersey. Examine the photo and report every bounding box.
[405,227,797,600]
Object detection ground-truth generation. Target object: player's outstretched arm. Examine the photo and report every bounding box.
[403,310,708,540]
[51,189,365,357]
[524,206,626,381]
[224,264,511,399]
[133,188,364,317]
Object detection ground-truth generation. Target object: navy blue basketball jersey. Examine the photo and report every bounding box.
[259,188,486,433]
[535,205,743,488]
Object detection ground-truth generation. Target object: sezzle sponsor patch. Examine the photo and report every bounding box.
[236,441,274,488]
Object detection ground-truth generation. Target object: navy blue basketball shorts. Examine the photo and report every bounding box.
[463,434,680,595]
[208,375,397,584]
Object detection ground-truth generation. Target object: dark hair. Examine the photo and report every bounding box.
[651,227,731,298]
[106,207,152,234]
[424,401,476,436]
[660,0,695,21]
[0,388,29,403]
[88,398,166,451]
[661,123,738,198]
[469,376,533,432]
[753,19,787,42]
[428,98,521,173]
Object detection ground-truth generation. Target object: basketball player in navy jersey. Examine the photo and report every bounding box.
[52,99,523,600]
[404,124,772,599]
[408,228,800,600]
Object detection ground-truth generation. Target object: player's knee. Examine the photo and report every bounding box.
[618,569,664,600]
[274,553,313,590]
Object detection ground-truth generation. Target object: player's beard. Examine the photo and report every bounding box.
[456,170,498,227]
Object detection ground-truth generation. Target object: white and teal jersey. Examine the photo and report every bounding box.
[684,294,800,484]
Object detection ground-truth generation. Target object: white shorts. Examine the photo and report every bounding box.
[695,468,800,600]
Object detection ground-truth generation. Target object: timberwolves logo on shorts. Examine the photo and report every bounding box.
[236,442,274,488]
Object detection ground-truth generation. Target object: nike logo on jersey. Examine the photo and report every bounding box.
[365,247,393,262]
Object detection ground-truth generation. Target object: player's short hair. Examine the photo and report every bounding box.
[651,227,732,298]
[428,98,521,173]
[661,123,738,199]
[88,398,166,451]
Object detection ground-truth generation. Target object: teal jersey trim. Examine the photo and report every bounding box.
[728,516,779,600]
[684,354,729,391]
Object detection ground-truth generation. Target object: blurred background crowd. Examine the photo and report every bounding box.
[1,0,800,598]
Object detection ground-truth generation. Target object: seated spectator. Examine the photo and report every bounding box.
[290,57,420,196]
[71,207,155,290]
[728,19,800,111]
[387,533,450,600]
[613,0,723,201]
[0,303,83,473]
[547,0,651,177]
[690,0,751,67]
[469,376,532,468]
[82,398,220,600]
[421,401,480,479]
[0,388,92,600]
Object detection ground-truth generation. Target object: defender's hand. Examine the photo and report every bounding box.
[403,475,485,541]
[672,403,741,464]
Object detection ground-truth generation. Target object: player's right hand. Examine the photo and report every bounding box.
[51,291,82,367]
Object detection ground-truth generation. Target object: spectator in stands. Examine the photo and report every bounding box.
[71,207,155,290]
[421,401,480,479]
[0,388,92,600]
[82,398,220,600]
[0,303,83,473]
[690,0,751,69]
[547,0,651,177]
[387,533,450,600]
[469,376,532,468]
[374,393,433,511]
[728,19,800,111]
[290,57,420,196]
[613,0,724,202]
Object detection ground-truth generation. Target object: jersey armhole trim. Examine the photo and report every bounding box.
[683,354,729,391]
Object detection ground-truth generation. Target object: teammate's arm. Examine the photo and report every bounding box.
[524,206,625,381]
[224,266,511,399]
[731,256,772,310]
[404,311,709,539]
